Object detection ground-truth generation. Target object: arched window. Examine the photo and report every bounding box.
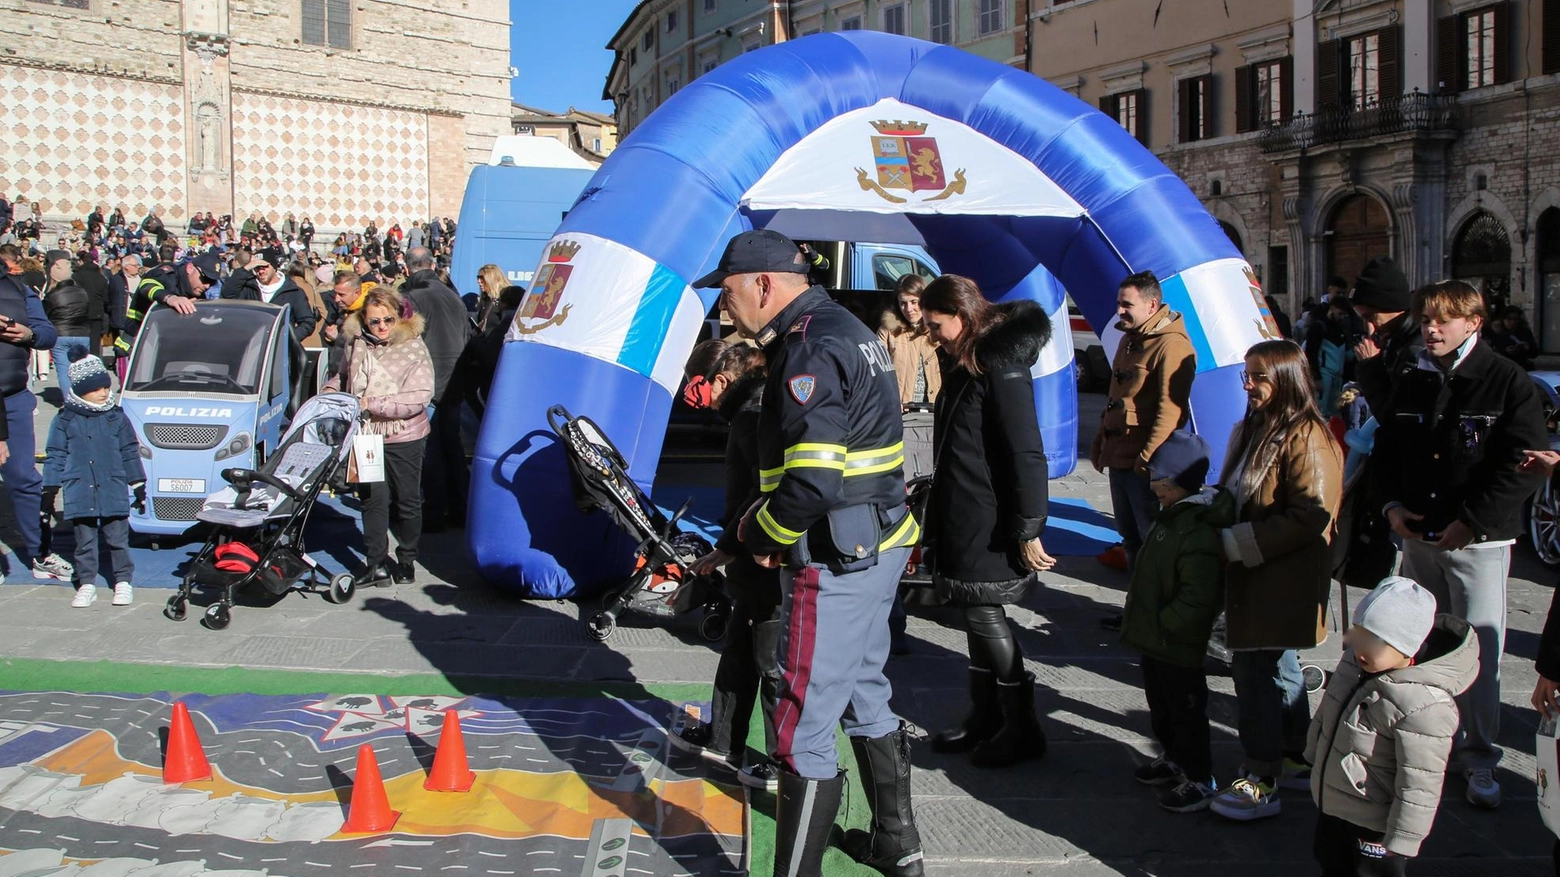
[1325,194,1390,291]
[1218,219,1243,253]
[1451,210,1512,312]
[1537,208,1560,352]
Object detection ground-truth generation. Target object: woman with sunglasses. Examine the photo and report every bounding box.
[322,287,435,588]
[1208,340,1342,823]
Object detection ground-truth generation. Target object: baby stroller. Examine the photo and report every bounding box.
[548,404,730,643]
[162,393,361,630]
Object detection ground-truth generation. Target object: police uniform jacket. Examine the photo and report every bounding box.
[1370,336,1546,543]
[742,287,918,567]
[114,271,171,355]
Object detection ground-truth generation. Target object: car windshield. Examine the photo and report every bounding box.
[125,306,275,395]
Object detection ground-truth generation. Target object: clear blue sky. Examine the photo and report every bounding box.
[509,1,641,115]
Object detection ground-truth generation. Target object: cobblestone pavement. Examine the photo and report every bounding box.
[1,388,1554,874]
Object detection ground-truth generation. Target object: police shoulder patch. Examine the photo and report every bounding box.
[788,374,817,404]
[788,315,812,337]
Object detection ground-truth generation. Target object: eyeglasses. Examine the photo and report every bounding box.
[366,316,397,328]
[1240,370,1269,384]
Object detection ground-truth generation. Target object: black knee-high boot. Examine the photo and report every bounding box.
[971,670,1048,768]
[841,724,924,876]
[930,666,1000,753]
[773,768,844,877]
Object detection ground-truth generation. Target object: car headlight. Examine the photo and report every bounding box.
[139,444,151,459]
[214,432,252,461]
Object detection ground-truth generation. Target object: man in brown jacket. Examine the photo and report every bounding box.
[1091,271,1196,586]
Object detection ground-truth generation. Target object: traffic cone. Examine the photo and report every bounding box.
[424,709,476,792]
[341,744,400,833]
[164,701,212,784]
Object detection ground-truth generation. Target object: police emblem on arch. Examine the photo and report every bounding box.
[788,375,817,405]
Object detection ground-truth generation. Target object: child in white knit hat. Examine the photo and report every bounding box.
[1304,576,1480,876]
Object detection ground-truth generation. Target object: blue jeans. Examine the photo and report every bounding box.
[51,336,91,394]
[3,389,43,565]
[1108,467,1158,571]
[1229,648,1311,778]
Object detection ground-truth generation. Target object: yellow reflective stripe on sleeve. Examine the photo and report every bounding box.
[878,513,920,552]
[782,442,847,472]
[759,466,785,494]
[756,501,803,546]
[113,337,130,352]
[124,308,144,320]
[844,441,905,477]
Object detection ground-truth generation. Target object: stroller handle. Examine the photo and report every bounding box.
[222,467,304,502]
[546,404,574,436]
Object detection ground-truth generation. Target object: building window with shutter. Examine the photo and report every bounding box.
[841,15,862,30]
[930,0,952,44]
[642,30,654,52]
[704,0,716,12]
[1466,8,1497,88]
[1346,32,1380,109]
[978,0,1004,37]
[302,0,350,48]
[883,3,905,35]
[1546,0,1560,75]
[666,10,677,32]
[1255,61,1284,125]
[1178,75,1212,143]
[1101,90,1146,144]
[1440,4,1511,92]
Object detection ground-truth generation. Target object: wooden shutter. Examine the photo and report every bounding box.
[1178,78,1192,143]
[1099,93,1114,114]
[1546,0,1560,74]
[1437,15,1461,93]
[1493,0,1512,85]
[1279,56,1293,122]
[1132,88,1148,145]
[1316,39,1340,109]
[1235,64,1253,133]
[1378,25,1401,102]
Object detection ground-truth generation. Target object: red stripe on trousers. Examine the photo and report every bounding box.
[774,565,820,771]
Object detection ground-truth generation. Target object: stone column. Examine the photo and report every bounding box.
[182,0,234,222]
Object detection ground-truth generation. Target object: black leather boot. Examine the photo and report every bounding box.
[352,561,393,588]
[930,666,1000,754]
[773,768,844,877]
[841,725,925,877]
[971,671,1047,768]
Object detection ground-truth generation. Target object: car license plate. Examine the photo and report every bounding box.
[158,478,206,494]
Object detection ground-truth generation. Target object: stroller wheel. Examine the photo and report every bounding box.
[327,573,356,605]
[1302,664,1327,693]
[586,611,615,642]
[698,610,729,643]
[163,596,187,622]
[201,604,232,631]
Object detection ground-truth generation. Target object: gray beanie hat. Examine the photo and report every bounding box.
[1353,576,1437,658]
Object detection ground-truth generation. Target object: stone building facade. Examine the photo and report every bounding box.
[1030,0,1560,351]
[0,0,512,233]
[605,0,1028,137]
[511,103,618,168]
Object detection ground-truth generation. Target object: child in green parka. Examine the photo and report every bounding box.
[1120,430,1234,814]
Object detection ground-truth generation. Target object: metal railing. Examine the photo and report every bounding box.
[1259,90,1459,154]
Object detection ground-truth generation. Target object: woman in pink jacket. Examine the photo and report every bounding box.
[324,286,434,588]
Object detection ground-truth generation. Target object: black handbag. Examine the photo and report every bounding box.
[1332,458,1397,589]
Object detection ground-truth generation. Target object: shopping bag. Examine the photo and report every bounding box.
[349,433,385,483]
[1538,714,1560,838]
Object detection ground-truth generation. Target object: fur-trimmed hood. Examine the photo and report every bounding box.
[342,309,426,346]
[975,300,1053,371]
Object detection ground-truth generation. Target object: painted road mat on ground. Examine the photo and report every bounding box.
[0,690,746,877]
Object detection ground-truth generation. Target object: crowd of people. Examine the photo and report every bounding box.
[2,186,1558,874]
[667,233,1559,877]
[0,190,524,601]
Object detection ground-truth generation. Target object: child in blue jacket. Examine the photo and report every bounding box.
[42,346,146,607]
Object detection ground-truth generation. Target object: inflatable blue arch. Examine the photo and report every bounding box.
[469,32,1278,599]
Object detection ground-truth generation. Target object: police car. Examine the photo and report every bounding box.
[122,300,294,536]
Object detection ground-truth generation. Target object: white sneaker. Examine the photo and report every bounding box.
[33,553,75,581]
[111,582,133,606]
[70,584,97,608]
[1465,767,1501,809]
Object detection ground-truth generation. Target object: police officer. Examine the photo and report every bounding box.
[696,230,923,877]
[113,257,197,364]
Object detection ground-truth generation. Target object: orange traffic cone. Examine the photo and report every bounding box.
[342,744,401,833]
[424,709,476,792]
[164,701,212,784]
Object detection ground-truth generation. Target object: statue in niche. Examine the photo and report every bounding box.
[196,102,221,172]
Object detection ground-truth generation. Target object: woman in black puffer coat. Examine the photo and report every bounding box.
[920,274,1056,769]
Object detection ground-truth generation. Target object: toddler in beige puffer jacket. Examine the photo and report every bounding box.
[1305,576,1479,875]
